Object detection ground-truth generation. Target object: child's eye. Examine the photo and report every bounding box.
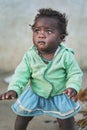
[46,29,53,34]
[33,28,40,33]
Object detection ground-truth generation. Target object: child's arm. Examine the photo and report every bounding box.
[8,52,31,96]
[63,88,78,102]
[64,51,83,96]
[0,90,18,100]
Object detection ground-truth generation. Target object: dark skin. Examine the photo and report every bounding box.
[0,17,78,102]
[32,17,62,60]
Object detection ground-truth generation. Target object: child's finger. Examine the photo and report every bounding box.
[63,89,68,94]
[0,95,2,100]
[72,96,78,102]
[1,95,4,100]
[0,94,5,100]
[11,96,15,99]
[67,90,71,96]
[5,95,9,99]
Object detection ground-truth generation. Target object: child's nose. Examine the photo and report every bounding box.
[39,30,46,38]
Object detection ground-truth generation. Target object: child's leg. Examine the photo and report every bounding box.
[14,115,33,130]
[57,117,77,130]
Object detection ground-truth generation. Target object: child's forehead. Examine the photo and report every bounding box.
[34,17,58,28]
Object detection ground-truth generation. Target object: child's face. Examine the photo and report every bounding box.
[32,17,61,53]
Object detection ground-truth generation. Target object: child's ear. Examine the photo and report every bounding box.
[60,34,65,41]
[57,34,65,43]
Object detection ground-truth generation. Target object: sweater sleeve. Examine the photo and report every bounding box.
[8,52,31,96]
[65,51,83,93]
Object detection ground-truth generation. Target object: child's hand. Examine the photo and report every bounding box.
[63,88,78,102]
[0,90,18,100]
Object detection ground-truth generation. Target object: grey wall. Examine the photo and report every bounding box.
[0,0,87,72]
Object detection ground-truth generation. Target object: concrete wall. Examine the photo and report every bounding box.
[0,0,87,72]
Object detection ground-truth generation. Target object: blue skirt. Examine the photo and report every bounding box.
[12,87,81,119]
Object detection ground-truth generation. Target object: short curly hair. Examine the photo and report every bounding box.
[32,8,68,41]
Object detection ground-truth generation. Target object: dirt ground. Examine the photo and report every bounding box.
[0,70,87,130]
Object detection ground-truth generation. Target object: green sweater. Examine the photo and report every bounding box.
[8,44,83,98]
